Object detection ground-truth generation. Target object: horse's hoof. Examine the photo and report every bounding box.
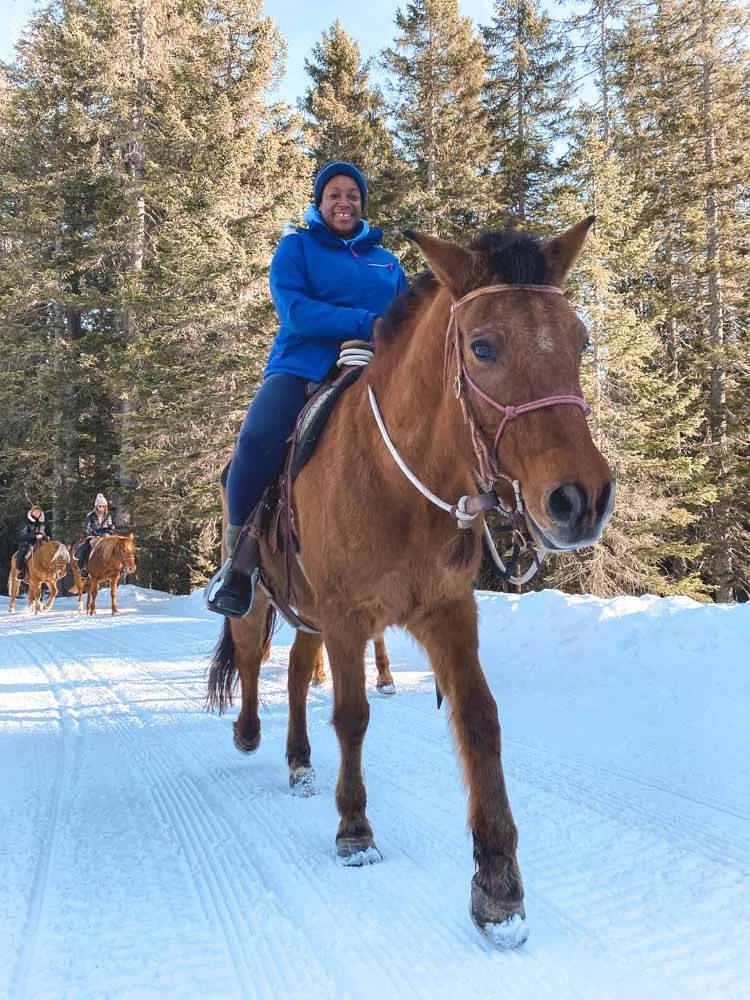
[336,838,383,867]
[233,725,260,754]
[470,882,528,948]
[375,682,396,696]
[289,766,316,797]
[310,675,326,687]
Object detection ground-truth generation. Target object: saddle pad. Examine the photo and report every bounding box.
[290,365,364,481]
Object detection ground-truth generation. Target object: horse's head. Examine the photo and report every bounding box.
[117,533,137,576]
[407,219,614,551]
[39,541,70,580]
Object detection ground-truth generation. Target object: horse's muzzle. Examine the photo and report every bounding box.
[530,479,615,551]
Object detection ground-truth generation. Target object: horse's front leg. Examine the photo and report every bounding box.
[87,580,99,615]
[229,598,272,753]
[43,580,58,612]
[410,598,527,948]
[287,630,324,795]
[28,581,41,614]
[324,623,381,866]
[110,577,119,614]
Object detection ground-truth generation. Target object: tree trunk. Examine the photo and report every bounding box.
[700,0,731,600]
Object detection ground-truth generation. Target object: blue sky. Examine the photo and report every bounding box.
[0,0,497,105]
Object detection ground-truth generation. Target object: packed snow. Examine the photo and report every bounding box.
[1,586,748,999]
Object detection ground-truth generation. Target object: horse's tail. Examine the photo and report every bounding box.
[205,605,277,712]
[206,619,237,713]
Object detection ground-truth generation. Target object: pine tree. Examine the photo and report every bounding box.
[302,20,403,242]
[548,127,710,598]
[383,0,491,246]
[0,0,311,591]
[612,0,750,600]
[0,0,124,553]
[482,0,575,228]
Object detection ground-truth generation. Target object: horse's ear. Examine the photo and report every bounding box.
[404,230,476,299]
[540,216,595,288]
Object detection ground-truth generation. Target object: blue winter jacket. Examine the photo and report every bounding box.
[264,206,408,381]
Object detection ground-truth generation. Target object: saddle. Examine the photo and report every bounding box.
[234,342,371,630]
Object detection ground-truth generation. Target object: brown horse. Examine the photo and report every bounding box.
[207,219,614,946]
[65,544,86,613]
[8,540,71,613]
[215,477,395,695]
[83,534,137,615]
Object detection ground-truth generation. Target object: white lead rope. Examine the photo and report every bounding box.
[367,385,477,522]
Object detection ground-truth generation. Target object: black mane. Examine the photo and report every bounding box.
[470,230,549,285]
[378,229,548,343]
[380,270,438,341]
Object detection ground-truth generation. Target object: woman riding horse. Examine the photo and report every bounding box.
[15,504,50,581]
[207,218,615,946]
[78,493,114,579]
[207,161,408,618]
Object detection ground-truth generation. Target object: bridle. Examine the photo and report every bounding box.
[446,283,590,489]
[368,283,591,578]
[115,537,136,573]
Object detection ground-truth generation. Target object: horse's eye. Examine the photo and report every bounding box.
[471,340,497,363]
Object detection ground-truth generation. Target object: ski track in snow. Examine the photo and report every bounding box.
[1,589,749,1000]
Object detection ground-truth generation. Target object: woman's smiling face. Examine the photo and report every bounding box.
[319,174,362,237]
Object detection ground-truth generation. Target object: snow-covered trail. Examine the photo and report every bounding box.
[1,587,748,999]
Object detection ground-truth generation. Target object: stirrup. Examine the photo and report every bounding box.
[204,559,259,619]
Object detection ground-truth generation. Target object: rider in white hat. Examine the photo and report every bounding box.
[78,493,114,578]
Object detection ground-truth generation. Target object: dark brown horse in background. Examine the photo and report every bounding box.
[8,540,70,613]
[207,219,614,946]
[80,534,137,615]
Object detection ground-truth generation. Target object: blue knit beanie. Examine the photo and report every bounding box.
[313,161,368,208]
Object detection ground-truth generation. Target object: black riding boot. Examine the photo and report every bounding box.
[205,526,260,619]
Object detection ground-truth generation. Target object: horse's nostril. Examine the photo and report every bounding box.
[547,483,586,530]
[596,479,615,522]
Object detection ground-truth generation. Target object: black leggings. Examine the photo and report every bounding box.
[78,538,93,571]
[16,542,31,573]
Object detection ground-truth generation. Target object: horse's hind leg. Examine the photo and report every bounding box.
[325,622,380,865]
[373,632,395,694]
[311,646,326,686]
[8,562,18,613]
[43,580,58,612]
[287,630,324,795]
[29,581,42,614]
[409,598,527,948]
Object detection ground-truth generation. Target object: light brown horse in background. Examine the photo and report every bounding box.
[8,540,70,613]
[83,534,137,615]
[207,219,614,946]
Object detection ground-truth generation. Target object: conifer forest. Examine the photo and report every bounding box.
[1,0,748,601]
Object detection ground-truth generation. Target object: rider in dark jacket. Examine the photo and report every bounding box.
[16,505,50,580]
[78,493,114,577]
